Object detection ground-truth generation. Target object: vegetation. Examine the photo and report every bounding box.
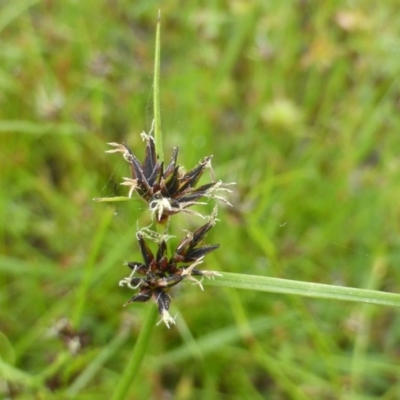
[2,1,400,399]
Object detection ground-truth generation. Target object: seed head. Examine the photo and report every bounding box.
[107,133,233,222]
[119,211,221,327]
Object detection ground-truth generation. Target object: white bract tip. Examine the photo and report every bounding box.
[157,310,177,329]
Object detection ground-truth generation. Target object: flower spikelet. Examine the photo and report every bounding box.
[119,211,221,327]
[107,134,232,222]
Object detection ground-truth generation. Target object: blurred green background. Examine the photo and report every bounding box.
[2,1,400,399]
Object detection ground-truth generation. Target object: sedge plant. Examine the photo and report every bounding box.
[92,12,400,400]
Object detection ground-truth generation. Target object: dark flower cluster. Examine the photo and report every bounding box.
[119,210,220,327]
[106,131,232,327]
[107,132,231,222]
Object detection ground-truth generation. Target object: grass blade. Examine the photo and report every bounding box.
[203,272,400,307]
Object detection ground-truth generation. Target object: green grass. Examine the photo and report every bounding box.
[2,1,400,399]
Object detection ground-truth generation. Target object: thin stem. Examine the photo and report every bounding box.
[111,12,163,399]
[93,196,132,203]
[153,10,163,161]
[110,306,159,400]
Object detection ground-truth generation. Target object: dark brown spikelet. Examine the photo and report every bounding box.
[119,211,221,328]
[106,133,232,222]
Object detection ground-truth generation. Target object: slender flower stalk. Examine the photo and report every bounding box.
[100,12,232,328]
[110,14,165,400]
[101,11,232,331]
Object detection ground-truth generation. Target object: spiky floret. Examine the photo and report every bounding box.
[118,210,221,328]
[106,133,233,222]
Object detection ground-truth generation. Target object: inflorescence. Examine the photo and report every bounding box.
[106,130,232,327]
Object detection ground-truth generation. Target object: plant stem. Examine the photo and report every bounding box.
[111,12,163,399]
[110,306,159,400]
[153,10,163,160]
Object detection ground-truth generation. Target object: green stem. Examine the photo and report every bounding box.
[203,272,400,307]
[153,10,163,160]
[110,306,159,400]
[111,12,163,399]
[93,196,132,203]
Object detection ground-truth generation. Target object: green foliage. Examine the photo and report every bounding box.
[2,1,400,398]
